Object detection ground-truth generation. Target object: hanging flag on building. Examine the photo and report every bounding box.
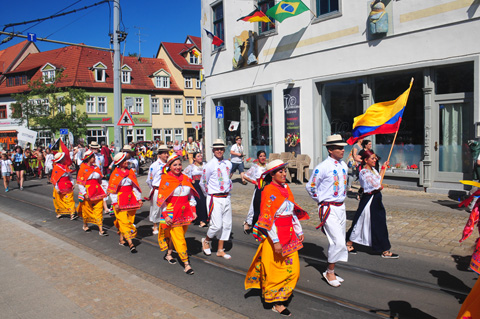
[191,48,200,57]
[266,0,309,23]
[229,121,240,131]
[204,29,224,46]
[347,79,414,145]
[237,7,272,23]
[51,138,73,166]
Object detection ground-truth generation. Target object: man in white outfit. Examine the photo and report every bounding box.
[200,139,233,259]
[306,134,349,287]
[146,145,169,234]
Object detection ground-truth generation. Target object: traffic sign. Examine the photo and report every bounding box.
[125,97,134,109]
[27,33,36,42]
[215,106,224,119]
[117,109,135,126]
[59,128,68,135]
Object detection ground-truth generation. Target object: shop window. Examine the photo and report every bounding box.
[87,129,106,145]
[435,62,473,94]
[0,105,6,119]
[258,0,275,34]
[212,2,224,49]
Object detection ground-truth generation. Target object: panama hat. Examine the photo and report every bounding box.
[257,159,288,189]
[89,141,100,149]
[211,139,226,148]
[323,134,347,147]
[157,145,169,153]
[113,152,127,166]
[82,150,94,161]
[122,144,133,152]
[53,152,65,163]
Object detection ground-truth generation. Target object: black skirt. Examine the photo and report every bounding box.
[193,180,207,223]
[251,187,262,226]
[347,192,391,252]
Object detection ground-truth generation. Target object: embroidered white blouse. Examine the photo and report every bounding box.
[359,168,382,193]
[146,159,166,189]
[184,163,205,179]
[245,163,266,182]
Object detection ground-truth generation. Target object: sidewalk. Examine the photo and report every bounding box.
[0,211,244,319]
[143,168,477,258]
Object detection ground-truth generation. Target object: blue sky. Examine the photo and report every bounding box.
[0,0,201,57]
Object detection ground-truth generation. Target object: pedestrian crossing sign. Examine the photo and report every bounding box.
[117,109,135,126]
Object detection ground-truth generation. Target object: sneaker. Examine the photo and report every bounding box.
[20,187,24,191]
[5,188,8,192]
[382,252,399,259]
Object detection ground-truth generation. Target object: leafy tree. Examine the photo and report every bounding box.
[128,52,138,57]
[10,71,90,142]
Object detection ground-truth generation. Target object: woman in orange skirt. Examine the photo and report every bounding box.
[108,152,143,253]
[51,152,77,220]
[157,154,198,275]
[245,160,309,317]
[77,150,108,235]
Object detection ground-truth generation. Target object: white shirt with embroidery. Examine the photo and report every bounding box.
[146,159,166,188]
[306,156,348,204]
[200,157,232,196]
[184,163,204,179]
[94,153,104,170]
[245,163,266,182]
[359,168,382,194]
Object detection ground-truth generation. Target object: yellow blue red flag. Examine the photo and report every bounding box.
[347,79,413,145]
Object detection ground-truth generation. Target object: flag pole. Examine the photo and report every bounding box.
[254,5,274,24]
[380,77,414,183]
[298,0,317,18]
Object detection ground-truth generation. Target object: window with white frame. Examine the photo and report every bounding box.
[121,65,131,84]
[185,77,192,89]
[197,99,202,115]
[316,0,340,17]
[195,77,201,89]
[36,131,53,147]
[136,129,145,141]
[174,129,183,141]
[87,129,106,145]
[98,96,107,113]
[43,99,50,114]
[41,63,56,84]
[164,129,173,142]
[93,62,107,82]
[153,129,162,141]
[126,129,134,143]
[163,98,171,114]
[86,96,96,113]
[135,97,143,114]
[189,53,198,65]
[155,76,170,88]
[175,99,183,114]
[151,97,159,114]
[186,98,194,115]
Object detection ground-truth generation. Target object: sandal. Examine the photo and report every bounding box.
[70,214,78,220]
[184,263,194,275]
[216,249,231,260]
[272,305,291,317]
[119,241,127,246]
[56,215,62,219]
[99,231,108,237]
[163,253,177,265]
[83,226,91,232]
[129,244,137,254]
[347,245,357,254]
[381,251,399,259]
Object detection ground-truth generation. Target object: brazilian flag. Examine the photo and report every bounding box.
[266,0,309,23]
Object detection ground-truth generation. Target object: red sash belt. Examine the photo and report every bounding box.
[86,179,106,201]
[275,216,303,256]
[118,185,141,210]
[57,176,73,194]
[316,201,343,230]
[207,193,229,222]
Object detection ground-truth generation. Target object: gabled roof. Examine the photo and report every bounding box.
[0,45,182,95]
[0,40,38,75]
[185,35,202,49]
[158,42,202,72]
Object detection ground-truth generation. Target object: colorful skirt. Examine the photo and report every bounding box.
[456,276,480,319]
[52,189,76,215]
[114,208,137,240]
[158,225,189,262]
[78,199,103,226]
[245,238,300,303]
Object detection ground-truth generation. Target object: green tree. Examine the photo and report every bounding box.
[10,71,90,142]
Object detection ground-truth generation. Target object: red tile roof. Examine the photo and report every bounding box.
[159,42,202,72]
[0,45,181,96]
[0,40,35,75]
[186,35,202,49]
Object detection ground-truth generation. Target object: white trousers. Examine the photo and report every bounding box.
[149,189,162,223]
[207,195,232,241]
[322,204,348,264]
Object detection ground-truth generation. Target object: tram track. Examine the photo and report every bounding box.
[0,187,470,318]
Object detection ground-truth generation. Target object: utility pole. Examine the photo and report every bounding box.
[113,0,122,152]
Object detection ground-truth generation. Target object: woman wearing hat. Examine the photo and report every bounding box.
[50,152,77,220]
[77,150,108,235]
[245,159,309,317]
[346,150,398,259]
[108,152,143,253]
[242,150,267,233]
[183,151,207,227]
[157,154,198,275]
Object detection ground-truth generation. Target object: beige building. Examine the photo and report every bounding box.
[154,35,203,142]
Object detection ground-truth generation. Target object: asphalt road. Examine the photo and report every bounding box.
[0,177,476,319]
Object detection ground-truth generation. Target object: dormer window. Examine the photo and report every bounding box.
[121,64,132,84]
[152,69,171,88]
[189,53,198,65]
[41,63,56,84]
[93,62,107,82]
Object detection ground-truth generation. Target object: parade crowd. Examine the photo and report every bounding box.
[2,134,479,318]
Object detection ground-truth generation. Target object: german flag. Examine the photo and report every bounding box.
[237,7,271,23]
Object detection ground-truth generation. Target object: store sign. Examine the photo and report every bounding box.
[284,87,301,155]
[133,117,149,124]
[89,117,113,124]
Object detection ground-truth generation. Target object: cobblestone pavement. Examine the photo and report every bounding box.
[141,167,476,259]
[0,211,243,319]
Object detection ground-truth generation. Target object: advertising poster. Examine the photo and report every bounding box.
[284,87,301,155]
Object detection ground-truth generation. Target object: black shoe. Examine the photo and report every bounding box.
[129,245,137,253]
[382,252,399,259]
[163,253,177,264]
[272,307,291,317]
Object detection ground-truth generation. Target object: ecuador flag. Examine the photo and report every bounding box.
[266,0,309,22]
[237,7,271,23]
[347,79,413,145]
